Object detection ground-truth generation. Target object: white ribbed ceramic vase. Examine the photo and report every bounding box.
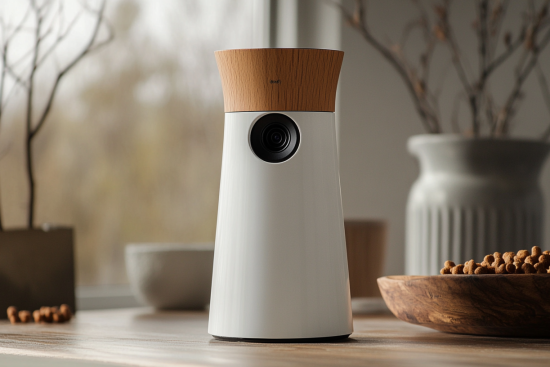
[406,135,550,276]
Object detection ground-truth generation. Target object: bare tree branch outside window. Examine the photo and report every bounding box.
[0,0,114,230]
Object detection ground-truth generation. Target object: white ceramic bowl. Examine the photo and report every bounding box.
[125,243,214,310]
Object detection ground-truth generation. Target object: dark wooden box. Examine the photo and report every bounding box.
[344,220,387,298]
[0,228,75,319]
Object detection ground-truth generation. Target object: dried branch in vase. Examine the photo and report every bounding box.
[0,0,114,230]
[338,0,550,139]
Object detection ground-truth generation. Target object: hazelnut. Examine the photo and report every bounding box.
[18,311,31,323]
[532,246,542,257]
[451,264,464,274]
[465,259,477,274]
[503,252,516,262]
[444,260,456,268]
[480,260,495,274]
[522,263,536,274]
[513,256,525,264]
[7,306,17,319]
[41,307,53,323]
[516,250,530,260]
[440,267,451,275]
[475,266,488,274]
[33,310,43,323]
[492,258,505,267]
[525,255,538,265]
[496,264,507,274]
[506,263,516,274]
[9,315,20,324]
[60,304,72,321]
[52,312,65,323]
[534,262,547,274]
[483,255,495,265]
[493,252,502,259]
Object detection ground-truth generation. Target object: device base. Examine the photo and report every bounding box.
[212,334,351,343]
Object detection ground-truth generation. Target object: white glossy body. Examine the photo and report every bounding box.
[208,111,353,340]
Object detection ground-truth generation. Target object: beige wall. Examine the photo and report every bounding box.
[338,0,550,275]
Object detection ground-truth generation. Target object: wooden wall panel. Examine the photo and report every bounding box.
[344,220,387,298]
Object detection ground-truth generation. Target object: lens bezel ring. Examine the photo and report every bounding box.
[250,113,300,163]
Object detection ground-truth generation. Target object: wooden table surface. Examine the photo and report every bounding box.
[0,308,549,367]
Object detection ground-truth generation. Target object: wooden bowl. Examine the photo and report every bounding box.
[377,275,550,338]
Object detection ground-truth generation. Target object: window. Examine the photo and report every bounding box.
[0,0,263,286]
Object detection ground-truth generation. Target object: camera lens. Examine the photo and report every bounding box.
[250,113,300,163]
[262,125,290,152]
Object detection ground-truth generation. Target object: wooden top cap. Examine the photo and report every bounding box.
[215,48,344,112]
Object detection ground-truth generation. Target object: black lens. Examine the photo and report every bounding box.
[262,124,290,152]
[250,113,300,163]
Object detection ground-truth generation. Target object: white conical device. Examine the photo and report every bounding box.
[208,49,352,341]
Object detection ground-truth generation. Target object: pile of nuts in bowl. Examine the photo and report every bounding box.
[440,246,550,275]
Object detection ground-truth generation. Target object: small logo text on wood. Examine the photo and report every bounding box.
[270,79,281,84]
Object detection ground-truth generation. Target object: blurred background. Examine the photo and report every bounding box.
[0,0,259,286]
[0,0,549,291]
